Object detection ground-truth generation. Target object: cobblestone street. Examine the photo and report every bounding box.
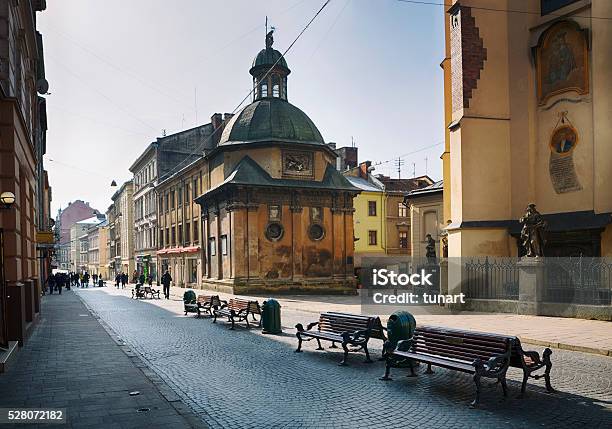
[75,287,611,429]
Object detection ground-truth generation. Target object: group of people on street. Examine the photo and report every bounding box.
[115,272,129,289]
[45,271,106,294]
[46,269,172,300]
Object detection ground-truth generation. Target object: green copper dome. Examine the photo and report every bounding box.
[250,48,290,75]
[218,98,324,147]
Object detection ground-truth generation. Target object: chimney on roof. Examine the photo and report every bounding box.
[211,113,223,131]
[359,161,371,179]
[223,113,233,122]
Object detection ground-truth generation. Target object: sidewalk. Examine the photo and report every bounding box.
[168,285,612,357]
[0,290,206,429]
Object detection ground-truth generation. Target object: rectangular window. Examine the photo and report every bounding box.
[159,229,164,248]
[193,178,198,197]
[170,191,175,209]
[185,185,190,205]
[178,187,183,207]
[178,225,183,244]
[368,230,377,246]
[398,202,407,217]
[368,201,377,216]
[165,193,169,212]
[185,223,191,243]
[165,228,170,246]
[171,226,176,246]
[209,237,216,256]
[188,259,197,283]
[399,231,408,249]
[193,221,199,243]
[541,0,579,15]
[221,235,228,255]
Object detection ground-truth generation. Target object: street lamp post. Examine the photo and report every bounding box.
[0,191,16,349]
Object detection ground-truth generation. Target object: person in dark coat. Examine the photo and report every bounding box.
[121,272,127,289]
[46,273,56,295]
[139,273,145,285]
[161,270,172,300]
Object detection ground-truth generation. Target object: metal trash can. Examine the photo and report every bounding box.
[261,299,282,334]
[183,290,196,304]
[387,311,416,348]
[385,311,417,368]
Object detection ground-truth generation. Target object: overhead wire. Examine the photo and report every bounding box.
[158,0,334,182]
[395,0,612,20]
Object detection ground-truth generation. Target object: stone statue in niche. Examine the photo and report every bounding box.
[425,234,436,259]
[519,204,547,257]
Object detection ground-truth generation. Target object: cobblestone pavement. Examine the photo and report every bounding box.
[167,286,612,356]
[76,287,612,429]
[0,291,203,429]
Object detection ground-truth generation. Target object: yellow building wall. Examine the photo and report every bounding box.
[353,190,386,261]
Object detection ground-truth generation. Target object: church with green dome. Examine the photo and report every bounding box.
[195,31,359,294]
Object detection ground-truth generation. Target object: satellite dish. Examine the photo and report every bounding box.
[36,78,49,95]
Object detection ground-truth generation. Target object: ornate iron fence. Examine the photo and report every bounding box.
[544,257,612,305]
[464,257,519,300]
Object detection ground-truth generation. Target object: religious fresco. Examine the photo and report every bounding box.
[549,124,578,155]
[537,21,588,105]
[548,121,582,194]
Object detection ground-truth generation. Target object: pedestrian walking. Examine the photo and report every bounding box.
[115,273,121,288]
[161,270,172,300]
[121,272,127,289]
[147,274,153,287]
[93,273,98,284]
[46,273,56,295]
[138,273,145,286]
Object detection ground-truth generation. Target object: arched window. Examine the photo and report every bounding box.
[260,81,268,98]
[272,74,280,97]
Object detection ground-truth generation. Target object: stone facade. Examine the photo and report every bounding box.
[130,144,158,281]
[194,35,358,295]
[156,157,205,288]
[443,0,612,258]
[111,181,134,278]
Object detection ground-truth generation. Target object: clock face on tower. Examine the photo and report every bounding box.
[282,150,314,179]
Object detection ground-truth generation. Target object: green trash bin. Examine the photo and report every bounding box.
[385,311,417,368]
[261,299,282,334]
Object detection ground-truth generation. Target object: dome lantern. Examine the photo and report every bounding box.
[250,29,290,102]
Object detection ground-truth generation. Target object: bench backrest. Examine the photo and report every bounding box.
[318,312,377,337]
[197,295,222,307]
[228,298,260,314]
[411,326,512,365]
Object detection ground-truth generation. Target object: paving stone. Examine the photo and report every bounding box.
[0,291,200,428]
[73,287,612,428]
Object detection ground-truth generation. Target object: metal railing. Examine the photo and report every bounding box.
[544,257,612,305]
[464,257,519,300]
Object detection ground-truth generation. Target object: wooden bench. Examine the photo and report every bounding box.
[131,285,146,299]
[184,295,222,317]
[144,286,160,299]
[295,312,386,365]
[381,326,552,407]
[380,325,514,407]
[212,298,261,329]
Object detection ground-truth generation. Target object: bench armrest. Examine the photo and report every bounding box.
[295,322,319,332]
[395,338,415,352]
[306,321,319,331]
[350,329,370,341]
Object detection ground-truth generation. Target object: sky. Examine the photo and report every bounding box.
[39,0,445,215]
